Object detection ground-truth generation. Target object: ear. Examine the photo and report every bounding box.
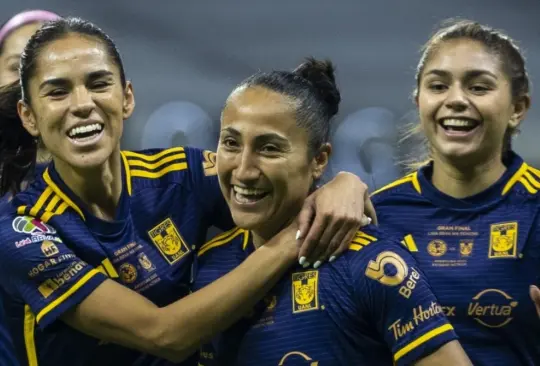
[311,143,332,180]
[508,94,531,129]
[17,100,39,137]
[122,81,135,120]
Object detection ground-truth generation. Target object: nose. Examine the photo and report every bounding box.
[70,86,95,118]
[444,85,469,112]
[233,149,260,183]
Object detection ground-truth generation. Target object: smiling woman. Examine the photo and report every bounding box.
[370,20,540,366]
[0,17,370,365]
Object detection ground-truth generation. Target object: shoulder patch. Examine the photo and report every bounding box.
[122,147,188,180]
[502,162,540,196]
[348,230,378,252]
[370,172,421,198]
[198,227,248,256]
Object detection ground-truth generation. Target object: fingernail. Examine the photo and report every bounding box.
[366,217,372,224]
[313,261,322,269]
[302,261,310,268]
[295,230,301,240]
[329,256,336,263]
[299,256,306,265]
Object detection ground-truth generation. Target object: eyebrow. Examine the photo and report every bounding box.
[221,127,289,143]
[424,69,498,80]
[38,70,114,90]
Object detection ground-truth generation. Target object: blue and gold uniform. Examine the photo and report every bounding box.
[371,152,540,365]
[0,147,232,365]
[194,226,457,365]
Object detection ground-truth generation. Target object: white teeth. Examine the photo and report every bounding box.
[68,123,103,138]
[233,186,267,196]
[442,119,476,127]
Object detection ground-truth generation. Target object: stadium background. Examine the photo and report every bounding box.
[4,0,540,190]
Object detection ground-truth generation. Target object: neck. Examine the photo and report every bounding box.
[431,152,507,198]
[54,147,123,221]
[251,215,297,250]
[36,145,51,165]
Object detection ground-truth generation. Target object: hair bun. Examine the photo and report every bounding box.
[293,57,341,117]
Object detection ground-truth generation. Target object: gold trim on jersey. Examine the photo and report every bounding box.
[348,231,378,252]
[393,323,454,362]
[401,234,419,252]
[502,162,540,195]
[120,152,133,195]
[370,172,421,197]
[35,269,101,324]
[24,305,38,366]
[17,169,82,222]
[198,227,248,256]
[123,147,188,179]
[96,258,119,278]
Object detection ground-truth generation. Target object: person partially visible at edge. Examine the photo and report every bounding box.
[370,19,540,365]
[194,57,472,366]
[0,17,373,365]
[0,10,61,197]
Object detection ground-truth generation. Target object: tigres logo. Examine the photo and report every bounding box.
[292,271,319,313]
[489,222,518,258]
[202,150,217,176]
[137,252,155,272]
[148,218,190,264]
[119,263,138,284]
[427,239,447,257]
[459,240,474,257]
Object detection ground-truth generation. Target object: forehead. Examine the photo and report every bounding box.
[33,34,117,80]
[222,86,299,134]
[2,23,42,56]
[424,38,503,76]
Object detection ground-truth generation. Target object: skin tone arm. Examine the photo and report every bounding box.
[62,222,298,363]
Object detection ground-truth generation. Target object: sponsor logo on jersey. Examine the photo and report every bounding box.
[278,351,319,365]
[12,216,56,235]
[468,289,518,328]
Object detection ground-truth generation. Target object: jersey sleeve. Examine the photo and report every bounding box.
[185,146,234,231]
[0,216,107,330]
[351,239,458,365]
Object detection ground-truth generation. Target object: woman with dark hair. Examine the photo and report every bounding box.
[0,17,370,365]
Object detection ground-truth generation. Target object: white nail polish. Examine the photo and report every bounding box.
[313,261,322,269]
[302,261,310,268]
[299,256,306,265]
[295,230,301,240]
[329,256,336,263]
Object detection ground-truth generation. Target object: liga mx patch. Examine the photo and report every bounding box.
[489,222,518,258]
[292,270,319,313]
[148,218,190,264]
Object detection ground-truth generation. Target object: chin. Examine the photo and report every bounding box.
[231,212,266,230]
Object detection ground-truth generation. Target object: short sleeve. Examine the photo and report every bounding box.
[0,216,107,330]
[185,147,234,231]
[351,240,457,365]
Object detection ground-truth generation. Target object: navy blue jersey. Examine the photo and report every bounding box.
[371,152,540,365]
[0,147,233,366]
[0,300,18,366]
[194,226,458,365]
